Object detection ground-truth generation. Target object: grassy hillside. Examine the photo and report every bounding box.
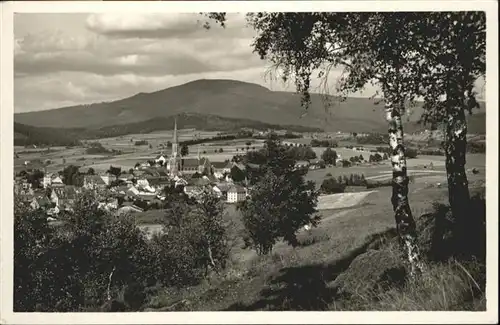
[15,79,486,134]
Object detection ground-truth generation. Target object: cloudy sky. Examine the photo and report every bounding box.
[14,13,485,113]
[15,13,343,113]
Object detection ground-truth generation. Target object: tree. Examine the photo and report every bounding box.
[239,169,319,254]
[26,169,44,188]
[230,165,246,183]
[191,190,230,274]
[244,12,427,275]
[87,167,95,175]
[107,166,121,178]
[62,165,82,186]
[321,148,338,166]
[181,144,189,156]
[408,13,485,244]
[154,191,228,285]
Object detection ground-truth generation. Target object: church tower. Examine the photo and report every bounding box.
[172,117,179,158]
[168,117,182,176]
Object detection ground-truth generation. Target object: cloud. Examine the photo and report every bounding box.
[85,13,252,39]
[14,13,261,79]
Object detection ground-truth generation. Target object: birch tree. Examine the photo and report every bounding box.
[244,12,426,276]
[404,12,486,246]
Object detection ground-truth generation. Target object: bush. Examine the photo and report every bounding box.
[311,139,338,148]
[341,160,352,168]
[467,142,485,153]
[356,133,389,145]
[134,140,149,146]
[320,177,346,194]
[406,147,418,159]
[86,142,112,155]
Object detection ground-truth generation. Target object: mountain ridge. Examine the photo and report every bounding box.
[15,79,486,134]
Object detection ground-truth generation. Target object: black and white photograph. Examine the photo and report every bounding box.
[1,1,498,324]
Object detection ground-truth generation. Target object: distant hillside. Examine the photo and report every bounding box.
[14,122,83,147]
[14,113,322,146]
[15,79,486,134]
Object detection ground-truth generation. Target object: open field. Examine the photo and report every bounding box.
[14,129,267,174]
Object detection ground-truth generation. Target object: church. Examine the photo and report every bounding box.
[164,117,211,177]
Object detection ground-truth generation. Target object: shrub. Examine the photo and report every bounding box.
[311,139,338,148]
[341,160,352,168]
[320,177,346,194]
[467,142,486,153]
[134,140,148,146]
[406,147,418,159]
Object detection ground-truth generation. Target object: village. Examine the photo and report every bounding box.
[14,119,350,222]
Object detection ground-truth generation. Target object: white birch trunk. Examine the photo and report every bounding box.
[106,266,116,301]
[385,100,424,277]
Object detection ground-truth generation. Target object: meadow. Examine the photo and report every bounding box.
[144,176,485,311]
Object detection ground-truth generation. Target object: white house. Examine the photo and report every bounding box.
[227,185,247,203]
[155,154,168,166]
[43,174,64,188]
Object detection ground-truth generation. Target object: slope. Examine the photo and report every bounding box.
[14,79,486,134]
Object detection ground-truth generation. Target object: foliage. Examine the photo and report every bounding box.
[13,191,156,311]
[310,139,339,148]
[321,148,338,165]
[239,169,319,254]
[467,141,485,154]
[230,165,246,183]
[107,166,122,178]
[61,165,84,186]
[181,144,189,156]
[134,140,149,146]
[24,169,45,189]
[406,148,418,159]
[341,160,352,168]
[155,190,230,285]
[85,142,118,155]
[287,145,317,161]
[13,122,82,147]
[320,177,346,194]
[369,153,384,163]
[356,134,390,145]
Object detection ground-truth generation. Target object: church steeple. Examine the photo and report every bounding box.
[171,117,178,158]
